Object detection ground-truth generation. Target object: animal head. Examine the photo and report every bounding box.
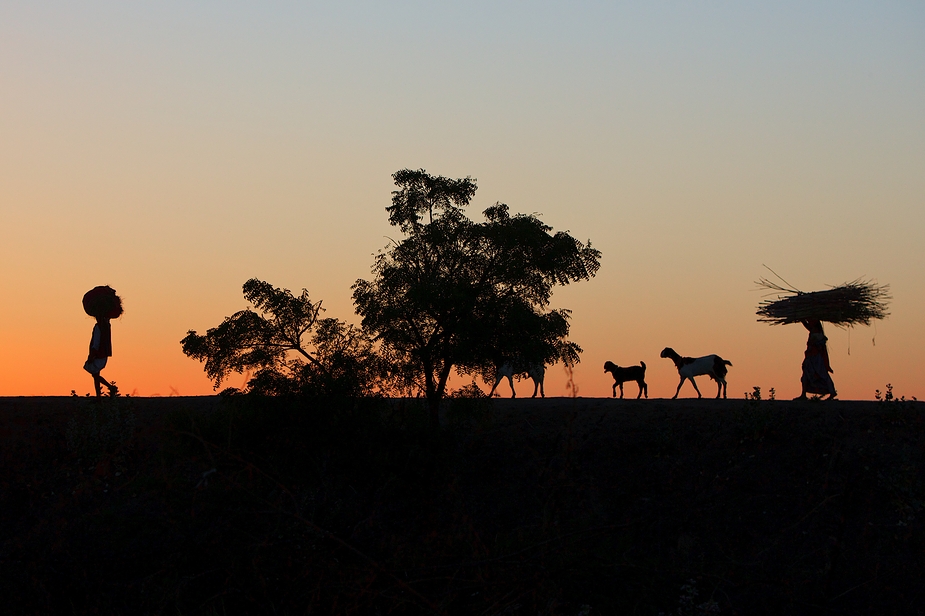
[660,347,674,359]
[603,361,618,373]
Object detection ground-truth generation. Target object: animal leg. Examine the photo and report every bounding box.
[489,376,503,397]
[534,366,546,398]
[690,377,703,398]
[507,375,516,398]
[619,383,625,399]
[637,380,646,399]
[612,382,618,398]
[673,378,685,399]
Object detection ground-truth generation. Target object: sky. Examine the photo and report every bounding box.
[2,1,923,400]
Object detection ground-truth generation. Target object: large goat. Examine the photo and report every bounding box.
[603,361,648,399]
[488,361,545,398]
[660,347,732,399]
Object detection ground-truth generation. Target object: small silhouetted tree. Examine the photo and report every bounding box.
[352,169,601,424]
[181,279,378,396]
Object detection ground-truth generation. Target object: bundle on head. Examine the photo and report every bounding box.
[83,286,123,319]
[756,278,890,326]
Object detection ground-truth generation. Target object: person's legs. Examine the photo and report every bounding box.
[85,357,112,397]
[820,361,837,400]
[93,373,116,397]
[796,355,836,400]
[795,355,816,400]
[824,379,837,400]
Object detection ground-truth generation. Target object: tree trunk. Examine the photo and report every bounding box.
[422,359,441,429]
[428,361,454,429]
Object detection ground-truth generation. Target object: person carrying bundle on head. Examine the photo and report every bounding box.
[794,318,836,400]
[82,286,123,397]
[756,272,890,402]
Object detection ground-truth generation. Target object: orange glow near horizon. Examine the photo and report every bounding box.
[1,4,923,401]
[3,276,920,402]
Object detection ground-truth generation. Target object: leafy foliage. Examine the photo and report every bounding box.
[353,169,601,417]
[181,279,379,396]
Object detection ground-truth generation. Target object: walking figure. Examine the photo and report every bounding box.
[82,286,123,397]
[794,318,836,400]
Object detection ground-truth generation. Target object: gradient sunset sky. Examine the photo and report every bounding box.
[2,2,923,399]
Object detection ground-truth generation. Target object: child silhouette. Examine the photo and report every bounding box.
[82,286,123,397]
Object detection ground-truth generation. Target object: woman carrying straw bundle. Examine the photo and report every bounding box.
[82,285,123,397]
[795,319,836,400]
[756,273,890,401]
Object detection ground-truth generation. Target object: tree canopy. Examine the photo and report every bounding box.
[181,279,378,396]
[352,169,601,421]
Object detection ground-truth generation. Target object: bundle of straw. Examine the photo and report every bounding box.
[756,278,890,326]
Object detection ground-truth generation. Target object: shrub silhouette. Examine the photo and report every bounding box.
[182,279,379,396]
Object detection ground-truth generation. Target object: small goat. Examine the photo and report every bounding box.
[660,347,732,399]
[603,361,648,399]
[489,362,545,398]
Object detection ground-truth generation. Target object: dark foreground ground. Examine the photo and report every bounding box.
[1,395,923,615]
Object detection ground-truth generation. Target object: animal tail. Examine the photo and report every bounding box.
[712,356,732,380]
[640,361,646,371]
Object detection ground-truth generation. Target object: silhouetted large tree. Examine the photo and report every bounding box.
[352,169,601,423]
